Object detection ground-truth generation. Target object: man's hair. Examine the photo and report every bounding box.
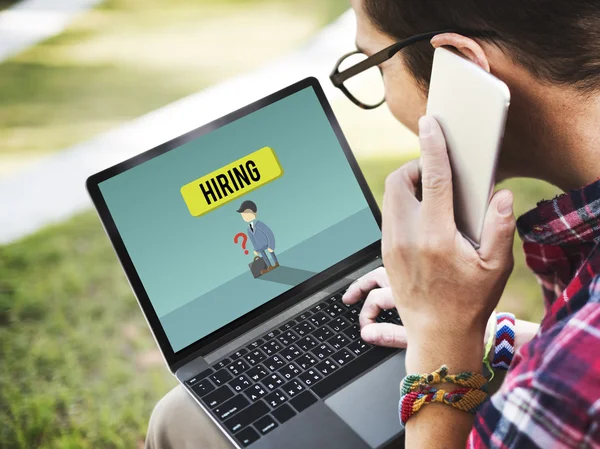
[363,0,600,92]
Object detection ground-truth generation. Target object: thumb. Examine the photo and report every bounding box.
[478,189,516,265]
[361,323,407,348]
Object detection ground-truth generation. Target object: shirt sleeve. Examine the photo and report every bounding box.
[467,279,600,448]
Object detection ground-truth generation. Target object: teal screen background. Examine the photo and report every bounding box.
[99,87,381,352]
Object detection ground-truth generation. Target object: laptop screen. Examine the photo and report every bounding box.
[98,86,381,352]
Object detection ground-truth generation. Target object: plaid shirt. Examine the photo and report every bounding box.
[468,179,600,448]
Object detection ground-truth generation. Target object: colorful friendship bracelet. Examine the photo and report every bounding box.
[491,312,516,370]
[400,365,488,395]
[399,385,488,425]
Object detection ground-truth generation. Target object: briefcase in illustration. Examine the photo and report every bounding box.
[249,256,268,278]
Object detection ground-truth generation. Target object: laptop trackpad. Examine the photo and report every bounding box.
[325,352,406,448]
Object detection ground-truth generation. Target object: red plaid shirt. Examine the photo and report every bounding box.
[468,179,600,448]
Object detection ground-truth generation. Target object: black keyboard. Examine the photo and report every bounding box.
[185,285,401,447]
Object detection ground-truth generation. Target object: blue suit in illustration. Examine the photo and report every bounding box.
[248,220,279,268]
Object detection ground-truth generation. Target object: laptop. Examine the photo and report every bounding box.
[87,77,406,449]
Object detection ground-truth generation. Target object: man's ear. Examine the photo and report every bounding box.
[430,33,490,72]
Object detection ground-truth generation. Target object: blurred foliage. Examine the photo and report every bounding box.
[0,0,348,158]
[0,152,560,447]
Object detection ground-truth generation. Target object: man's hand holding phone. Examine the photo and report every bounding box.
[345,116,516,378]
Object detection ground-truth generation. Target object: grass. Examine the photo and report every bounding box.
[0,152,560,448]
[0,0,348,159]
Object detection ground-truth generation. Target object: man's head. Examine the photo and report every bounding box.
[237,200,257,222]
[350,0,600,182]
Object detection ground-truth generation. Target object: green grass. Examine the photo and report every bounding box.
[0,153,560,448]
[0,0,348,158]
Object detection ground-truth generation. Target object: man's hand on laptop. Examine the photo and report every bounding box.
[342,267,407,348]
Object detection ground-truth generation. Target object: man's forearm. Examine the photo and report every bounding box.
[404,328,485,449]
[515,319,539,351]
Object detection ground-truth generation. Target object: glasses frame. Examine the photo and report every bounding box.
[330,29,492,109]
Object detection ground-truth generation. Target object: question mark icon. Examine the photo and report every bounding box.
[234,232,249,255]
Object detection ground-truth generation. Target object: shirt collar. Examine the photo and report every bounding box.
[517,178,600,245]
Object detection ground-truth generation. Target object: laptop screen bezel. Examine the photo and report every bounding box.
[86,77,382,370]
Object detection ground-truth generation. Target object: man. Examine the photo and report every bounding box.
[237,200,279,275]
[146,1,600,447]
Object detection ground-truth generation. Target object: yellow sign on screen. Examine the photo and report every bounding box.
[181,146,283,217]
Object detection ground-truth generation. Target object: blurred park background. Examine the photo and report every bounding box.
[0,0,560,447]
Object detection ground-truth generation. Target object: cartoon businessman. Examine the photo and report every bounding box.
[237,200,279,275]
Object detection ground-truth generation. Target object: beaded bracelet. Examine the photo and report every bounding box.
[399,385,488,425]
[491,312,516,370]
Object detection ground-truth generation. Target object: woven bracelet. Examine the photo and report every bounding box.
[492,313,516,370]
[401,365,488,395]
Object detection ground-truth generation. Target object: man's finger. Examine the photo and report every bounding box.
[478,189,516,266]
[342,267,389,304]
[418,115,454,226]
[361,323,407,348]
[358,288,396,328]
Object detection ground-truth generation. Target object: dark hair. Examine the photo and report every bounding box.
[363,0,600,93]
[236,200,257,213]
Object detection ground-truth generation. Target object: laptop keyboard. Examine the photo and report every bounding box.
[184,285,401,447]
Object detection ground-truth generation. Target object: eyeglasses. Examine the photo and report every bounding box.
[330,29,491,110]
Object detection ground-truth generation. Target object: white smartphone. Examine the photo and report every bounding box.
[425,46,511,248]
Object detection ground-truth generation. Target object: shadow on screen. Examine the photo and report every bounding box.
[258,266,318,286]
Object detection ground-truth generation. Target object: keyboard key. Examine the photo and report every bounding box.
[279,319,297,332]
[278,330,299,346]
[228,359,250,376]
[329,316,351,332]
[324,303,345,318]
[214,394,250,421]
[295,353,318,370]
[235,426,260,447]
[313,347,396,399]
[244,384,268,402]
[231,348,248,360]
[347,340,370,356]
[310,302,327,314]
[204,385,234,408]
[332,348,355,367]
[313,326,333,342]
[186,368,213,386]
[261,340,282,356]
[254,415,278,435]
[297,335,319,352]
[191,378,215,397]
[247,364,270,382]
[264,389,288,408]
[248,338,265,349]
[224,400,269,433]
[328,334,350,351]
[262,372,285,390]
[244,349,267,366]
[312,343,334,360]
[298,368,322,387]
[210,369,233,387]
[343,308,359,323]
[264,354,285,372]
[315,359,339,377]
[309,312,330,327]
[264,329,281,341]
[282,379,305,397]
[325,295,338,304]
[214,358,231,371]
[295,321,315,337]
[280,345,302,362]
[272,403,296,424]
[297,311,312,321]
[230,374,252,393]
[290,390,318,412]
[343,324,361,341]
[279,363,301,381]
